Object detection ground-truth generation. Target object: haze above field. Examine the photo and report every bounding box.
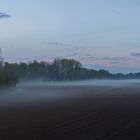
[1,79,140,106]
[1,0,140,73]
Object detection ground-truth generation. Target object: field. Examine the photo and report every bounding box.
[0,80,140,140]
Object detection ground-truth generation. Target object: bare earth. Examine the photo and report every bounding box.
[1,82,140,140]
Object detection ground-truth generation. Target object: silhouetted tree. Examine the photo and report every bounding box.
[1,58,140,84]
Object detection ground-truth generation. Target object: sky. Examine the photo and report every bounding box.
[0,0,140,73]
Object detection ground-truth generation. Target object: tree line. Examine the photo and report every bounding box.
[0,67,17,87]
[1,58,140,87]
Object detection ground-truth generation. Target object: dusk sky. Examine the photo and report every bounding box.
[1,0,140,73]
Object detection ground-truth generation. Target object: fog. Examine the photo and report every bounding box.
[18,79,140,87]
[1,79,140,109]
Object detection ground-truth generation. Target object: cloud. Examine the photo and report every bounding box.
[101,57,128,61]
[46,42,73,47]
[131,53,140,57]
[47,42,65,46]
[79,55,128,61]
[110,61,127,65]
[44,41,83,49]
[0,12,11,19]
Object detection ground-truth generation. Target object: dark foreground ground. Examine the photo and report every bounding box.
[1,81,140,140]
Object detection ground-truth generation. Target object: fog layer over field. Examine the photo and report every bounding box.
[1,80,140,108]
[1,80,140,139]
[21,79,140,87]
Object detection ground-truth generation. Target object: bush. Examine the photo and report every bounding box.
[0,69,18,87]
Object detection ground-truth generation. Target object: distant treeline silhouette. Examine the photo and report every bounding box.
[1,58,140,86]
[0,68,17,87]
